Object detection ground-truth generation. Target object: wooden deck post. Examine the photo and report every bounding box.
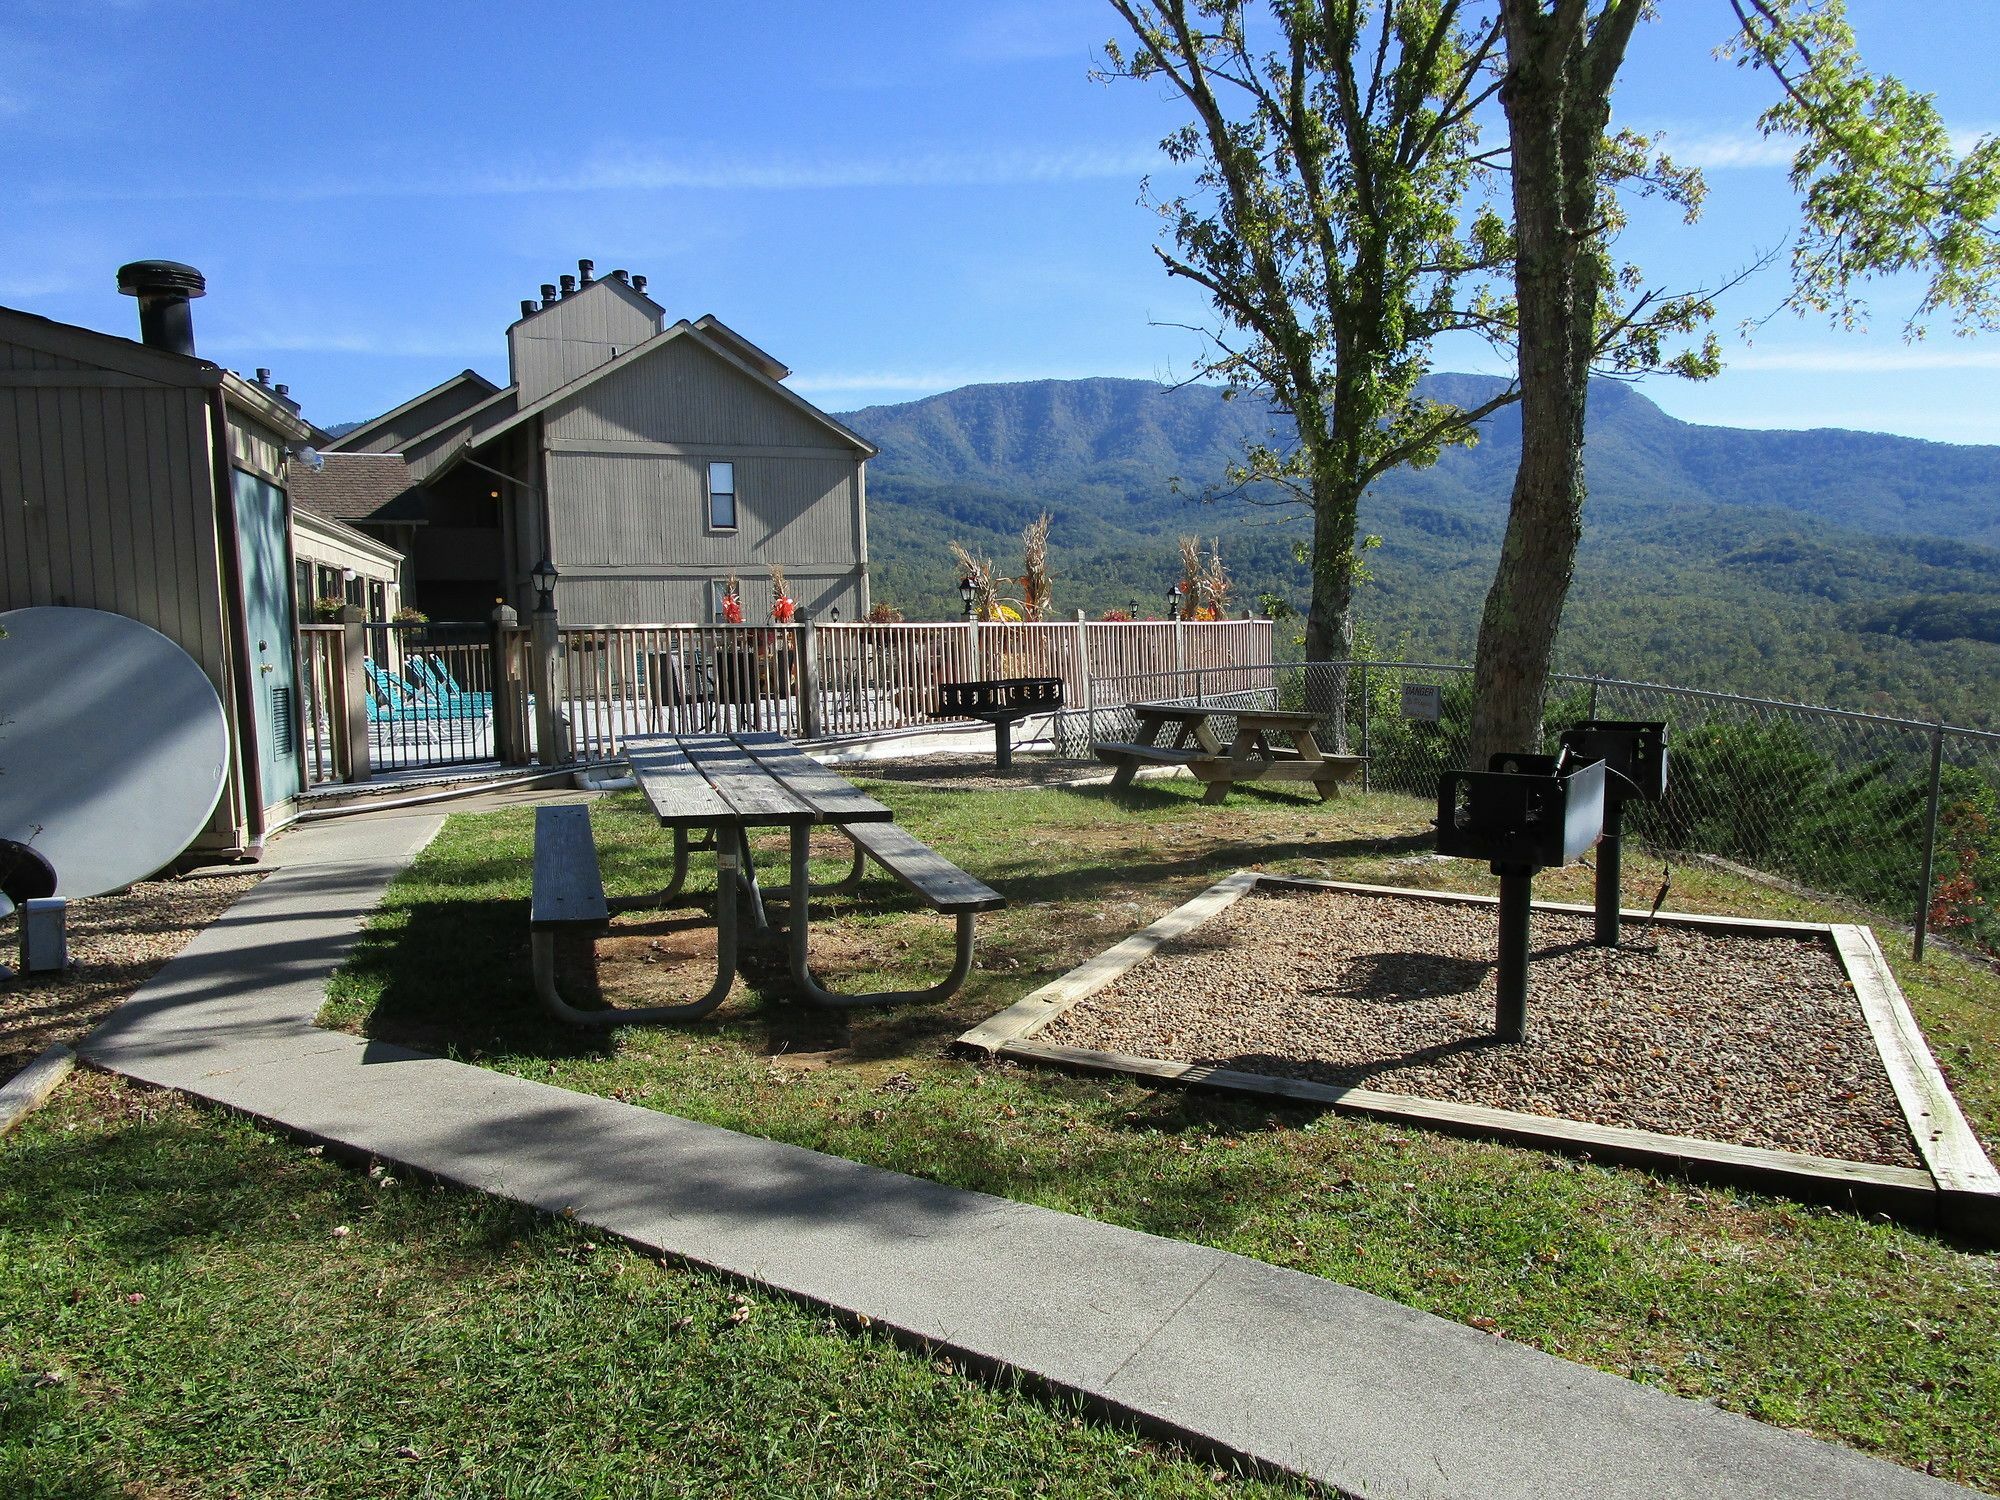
[531,602,566,765]
[337,606,371,783]
[796,616,821,740]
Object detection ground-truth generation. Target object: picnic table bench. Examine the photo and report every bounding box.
[528,731,1004,1025]
[1093,702,1366,804]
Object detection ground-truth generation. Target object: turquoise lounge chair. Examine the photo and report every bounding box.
[409,654,493,716]
[364,659,463,723]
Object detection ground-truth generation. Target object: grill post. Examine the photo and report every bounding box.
[1494,865,1532,1042]
[1595,800,1624,947]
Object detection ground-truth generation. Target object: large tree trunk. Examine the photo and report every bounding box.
[1470,1,1637,762]
[1303,459,1361,748]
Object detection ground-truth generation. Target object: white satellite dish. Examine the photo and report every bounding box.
[0,606,231,897]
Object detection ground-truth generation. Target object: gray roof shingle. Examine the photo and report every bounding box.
[288,453,431,525]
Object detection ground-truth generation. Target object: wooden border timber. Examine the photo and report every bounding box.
[958,874,2000,1243]
[0,1043,77,1139]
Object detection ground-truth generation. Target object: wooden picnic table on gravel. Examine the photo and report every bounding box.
[1093,702,1365,804]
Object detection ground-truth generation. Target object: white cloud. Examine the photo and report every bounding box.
[1727,342,2000,372]
[1646,123,1997,170]
[38,144,1173,205]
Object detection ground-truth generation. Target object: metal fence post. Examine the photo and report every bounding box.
[1359,660,1370,792]
[796,616,820,740]
[1588,675,1601,721]
[1914,720,1946,961]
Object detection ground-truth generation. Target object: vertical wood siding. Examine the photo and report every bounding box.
[537,333,868,624]
[509,281,662,405]
[0,354,246,847]
[338,378,493,453]
[550,333,839,448]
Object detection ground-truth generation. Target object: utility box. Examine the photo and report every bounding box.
[1436,753,1607,871]
[20,897,68,974]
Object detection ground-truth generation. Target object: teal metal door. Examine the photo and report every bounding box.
[232,468,302,805]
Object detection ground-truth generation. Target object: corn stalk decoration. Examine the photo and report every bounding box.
[767,561,796,623]
[949,540,1014,622]
[1177,535,1231,620]
[1018,512,1054,622]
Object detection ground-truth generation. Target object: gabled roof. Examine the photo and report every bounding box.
[0,302,226,387]
[324,368,498,453]
[692,314,789,381]
[293,504,407,565]
[504,273,664,335]
[288,452,434,526]
[447,320,876,459]
[0,305,317,442]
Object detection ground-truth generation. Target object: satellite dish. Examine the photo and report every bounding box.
[0,607,230,897]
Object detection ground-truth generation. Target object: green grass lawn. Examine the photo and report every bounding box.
[312,772,2000,1494]
[0,1071,1313,1500]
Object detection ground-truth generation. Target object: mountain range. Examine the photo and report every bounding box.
[834,376,2000,728]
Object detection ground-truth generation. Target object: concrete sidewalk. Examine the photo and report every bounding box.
[78,811,1973,1500]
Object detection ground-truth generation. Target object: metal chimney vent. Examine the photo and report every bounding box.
[115,259,206,358]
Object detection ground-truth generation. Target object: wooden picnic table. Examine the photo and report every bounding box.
[1092,702,1365,804]
[533,731,1001,1021]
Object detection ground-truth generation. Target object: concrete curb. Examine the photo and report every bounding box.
[0,1043,76,1138]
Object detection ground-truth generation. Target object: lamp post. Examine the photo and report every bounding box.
[529,556,563,765]
[1167,583,1185,621]
[959,575,977,621]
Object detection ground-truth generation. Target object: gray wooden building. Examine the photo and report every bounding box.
[326,260,876,624]
[0,263,323,858]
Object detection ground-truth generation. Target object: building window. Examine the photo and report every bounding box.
[368,579,387,620]
[294,560,313,617]
[707,461,737,531]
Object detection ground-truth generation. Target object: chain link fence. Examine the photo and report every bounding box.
[1053,658,2000,962]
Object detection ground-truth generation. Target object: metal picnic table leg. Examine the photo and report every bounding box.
[606,825,695,913]
[732,826,772,932]
[784,825,977,1009]
[531,843,741,1024]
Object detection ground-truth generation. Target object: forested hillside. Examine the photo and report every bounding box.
[838,377,2000,728]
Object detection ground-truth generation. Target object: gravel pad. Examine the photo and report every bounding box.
[1041,886,1921,1167]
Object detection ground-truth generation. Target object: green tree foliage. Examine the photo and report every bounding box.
[1101,0,1520,665]
[1469,0,2000,758]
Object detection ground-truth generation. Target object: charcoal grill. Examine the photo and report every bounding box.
[1557,720,1668,947]
[1436,750,1607,1041]
[936,677,1064,770]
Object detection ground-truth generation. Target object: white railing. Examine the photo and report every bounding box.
[553,616,1276,756]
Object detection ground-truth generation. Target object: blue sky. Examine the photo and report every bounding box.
[5,1,1995,444]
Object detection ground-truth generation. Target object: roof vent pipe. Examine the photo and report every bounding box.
[632,274,648,294]
[539,282,558,302]
[115,259,206,359]
[577,258,594,285]
[255,367,272,386]
[611,268,629,285]
[274,383,290,399]
[559,273,576,296]
[520,299,538,319]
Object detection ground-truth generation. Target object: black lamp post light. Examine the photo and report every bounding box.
[531,556,559,613]
[959,575,978,620]
[1167,583,1185,621]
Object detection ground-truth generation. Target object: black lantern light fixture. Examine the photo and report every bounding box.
[1166,582,1185,621]
[959,575,978,620]
[531,556,559,613]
